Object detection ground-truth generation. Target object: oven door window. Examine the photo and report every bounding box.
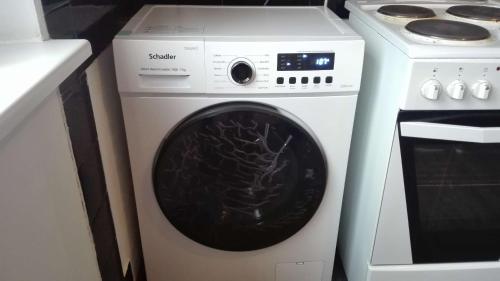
[399,111,500,263]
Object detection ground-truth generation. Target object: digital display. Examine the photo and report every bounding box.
[278,53,335,71]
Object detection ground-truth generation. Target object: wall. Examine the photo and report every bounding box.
[0,93,101,281]
[0,0,48,41]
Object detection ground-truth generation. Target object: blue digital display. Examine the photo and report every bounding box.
[278,53,335,71]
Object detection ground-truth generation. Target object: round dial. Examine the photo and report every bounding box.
[421,79,441,100]
[230,60,255,85]
[472,80,491,100]
[447,80,466,100]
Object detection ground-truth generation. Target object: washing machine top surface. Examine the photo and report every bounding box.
[117,5,359,39]
[346,0,500,58]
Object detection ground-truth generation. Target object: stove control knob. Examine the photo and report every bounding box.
[447,80,466,100]
[421,79,441,100]
[472,80,491,100]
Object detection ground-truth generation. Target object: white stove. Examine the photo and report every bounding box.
[339,1,500,281]
[347,0,500,57]
[344,0,500,111]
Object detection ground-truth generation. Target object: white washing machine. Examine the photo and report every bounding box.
[113,5,364,281]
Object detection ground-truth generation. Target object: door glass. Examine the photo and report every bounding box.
[153,102,327,251]
[403,139,500,263]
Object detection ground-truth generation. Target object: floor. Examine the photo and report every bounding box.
[332,254,348,281]
[135,253,348,281]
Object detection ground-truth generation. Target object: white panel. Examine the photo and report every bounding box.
[117,6,358,38]
[114,39,364,95]
[120,95,357,281]
[86,46,141,277]
[0,40,92,142]
[368,261,500,281]
[113,39,205,94]
[401,121,500,143]
[0,93,100,281]
[276,261,324,281]
[401,59,500,111]
[204,40,364,94]
[371,128,412,265]
[0,0,46,42]
[338,14,411,281]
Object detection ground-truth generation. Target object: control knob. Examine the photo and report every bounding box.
[230,60,255,85]
[472,80,491,100]
[421,79,441,100]
[447,80,466,100]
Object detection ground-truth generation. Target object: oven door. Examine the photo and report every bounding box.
[398,111,500,264]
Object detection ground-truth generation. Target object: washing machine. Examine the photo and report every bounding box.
[113,5,364,281]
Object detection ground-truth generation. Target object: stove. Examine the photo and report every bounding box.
[356,1,500,51]
[339,1,500,281]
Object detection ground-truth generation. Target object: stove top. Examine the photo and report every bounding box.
[346,0,500,57]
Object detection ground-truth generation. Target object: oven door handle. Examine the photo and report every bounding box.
[400,121,500,143]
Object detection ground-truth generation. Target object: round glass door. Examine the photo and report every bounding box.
[153,102,327,251]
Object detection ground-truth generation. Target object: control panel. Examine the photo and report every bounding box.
[113,39,364,95]
[204,41,363,94]
[401,60,500,110]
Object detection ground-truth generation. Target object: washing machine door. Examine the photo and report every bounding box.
[153,102,327,251]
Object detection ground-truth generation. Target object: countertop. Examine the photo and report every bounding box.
[0,39,92,141]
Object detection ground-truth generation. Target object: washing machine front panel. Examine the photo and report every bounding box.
[153,102,327,251]
[121,94,357,281]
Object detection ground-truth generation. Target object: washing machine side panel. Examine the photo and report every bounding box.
[120,95,357,281]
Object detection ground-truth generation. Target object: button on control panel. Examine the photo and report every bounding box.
[276,76,333,85]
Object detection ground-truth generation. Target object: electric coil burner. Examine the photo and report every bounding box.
[447,5,500,22]
[377,5,436,19]
[405,19,490,41]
